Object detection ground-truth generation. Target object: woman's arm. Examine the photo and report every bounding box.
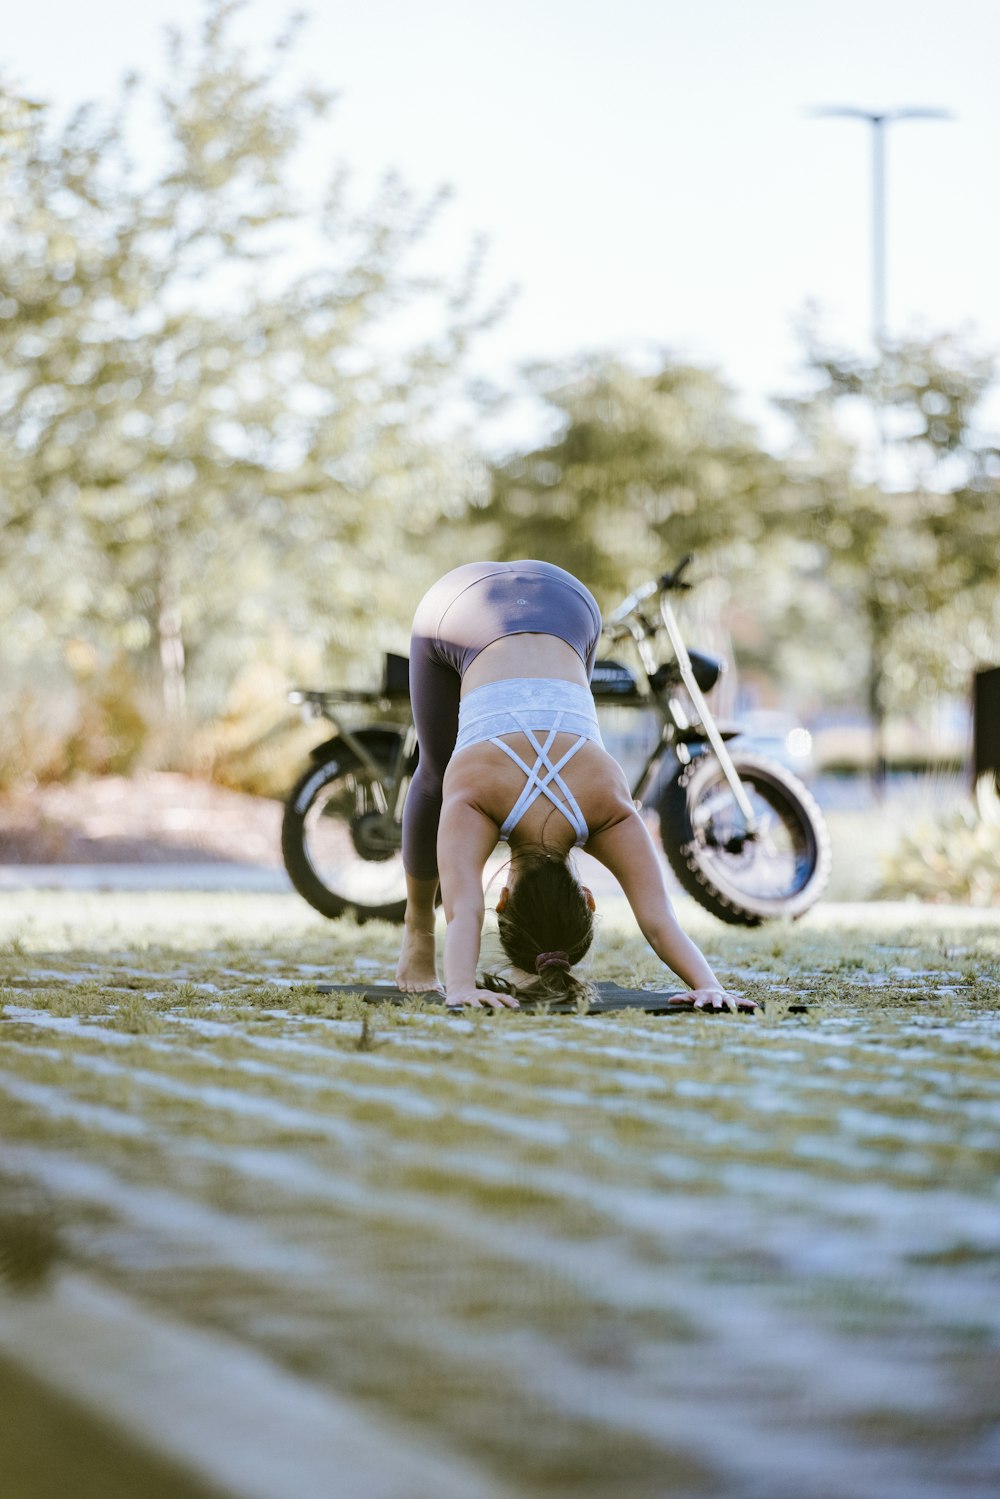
[436,794,519,1008]
[586,807,752,1010]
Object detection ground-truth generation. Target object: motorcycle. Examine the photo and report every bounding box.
[282,556,831,926]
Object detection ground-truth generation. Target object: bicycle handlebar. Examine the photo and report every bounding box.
[660,554,693,590]
[604,578,659,627]
[603,555,694,631]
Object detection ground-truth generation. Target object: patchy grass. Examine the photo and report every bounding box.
[1,889,999,1499]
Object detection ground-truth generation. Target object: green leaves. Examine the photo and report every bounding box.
[1,0,493,723]
[483,356,784,607]
[879,777,1000,905]
[785,332,1000,717]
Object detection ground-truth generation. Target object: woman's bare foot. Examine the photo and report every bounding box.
[395,925,442,993]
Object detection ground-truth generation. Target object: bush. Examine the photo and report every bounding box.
[878,776,1000,906]
[183,661,328,799]
[0,654,154,791]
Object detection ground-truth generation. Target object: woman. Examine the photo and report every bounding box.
[396,560,748,1012]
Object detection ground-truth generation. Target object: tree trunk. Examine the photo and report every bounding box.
[867,600,888,797]
[157,571,187,717]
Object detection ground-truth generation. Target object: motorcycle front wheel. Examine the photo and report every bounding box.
[658,751,831,925]
[281,728,413,923]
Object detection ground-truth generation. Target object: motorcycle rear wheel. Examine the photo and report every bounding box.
[658,751,831,925]
[281,729,412,923]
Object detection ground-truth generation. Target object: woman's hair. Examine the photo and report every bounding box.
[484,853,595,1008]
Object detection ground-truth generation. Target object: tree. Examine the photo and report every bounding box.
[477,355,858,723]
[0,0,496,723]
[782,331,1000,776]
[481,355,786,607]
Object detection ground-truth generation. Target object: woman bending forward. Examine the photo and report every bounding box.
[397,560,748,1011]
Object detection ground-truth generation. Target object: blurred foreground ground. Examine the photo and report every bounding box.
[1,887,998,1499]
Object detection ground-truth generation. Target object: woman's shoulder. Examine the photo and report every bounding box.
[577,745,637,823]
[442,742,505,804]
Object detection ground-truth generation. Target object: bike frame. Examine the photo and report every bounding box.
[288,688,417,824]
[613,593,759,832]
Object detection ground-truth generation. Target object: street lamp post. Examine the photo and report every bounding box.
[809,106,954,349]
[808,106,953,794]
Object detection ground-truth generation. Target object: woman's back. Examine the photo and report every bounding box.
[445,733,631,852]
[460,633,588,694]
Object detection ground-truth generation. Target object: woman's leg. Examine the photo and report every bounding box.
[396,631,462,991]
[395,872,442,993]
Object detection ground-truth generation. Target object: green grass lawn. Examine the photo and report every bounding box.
[1,889,999,1499]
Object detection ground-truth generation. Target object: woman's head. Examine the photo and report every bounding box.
[492,854,595,1005]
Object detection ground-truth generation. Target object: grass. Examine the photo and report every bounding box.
[1,888,999,1499]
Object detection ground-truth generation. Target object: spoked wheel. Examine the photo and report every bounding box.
[281,728,414,922]
[659,751,831,925]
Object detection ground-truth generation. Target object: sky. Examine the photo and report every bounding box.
[5,0,999,450]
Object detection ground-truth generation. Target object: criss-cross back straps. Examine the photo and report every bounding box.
[491,716,590,844]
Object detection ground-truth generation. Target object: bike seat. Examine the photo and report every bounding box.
[591,659,645,702]
[383,652,410,699]
[674,723,743,745]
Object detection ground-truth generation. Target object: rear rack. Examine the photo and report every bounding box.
[288,653,411,714]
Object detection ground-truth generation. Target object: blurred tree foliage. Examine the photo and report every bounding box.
[0,0,495,726]
[479,344,998,742]
[481,355,787,596]
[480,356,868,705]
[781,332,1000,767]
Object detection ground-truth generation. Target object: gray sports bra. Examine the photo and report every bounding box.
[454,679,603,845]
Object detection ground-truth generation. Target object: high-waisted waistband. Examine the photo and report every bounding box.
[455,678,603,753]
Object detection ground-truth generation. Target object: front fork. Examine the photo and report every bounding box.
[630,602,759,834]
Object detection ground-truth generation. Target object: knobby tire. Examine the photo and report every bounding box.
[658,751,831,926]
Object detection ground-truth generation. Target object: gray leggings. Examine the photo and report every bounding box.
[402,561,603,879]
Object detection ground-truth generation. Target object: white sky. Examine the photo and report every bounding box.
[5,0,999,450]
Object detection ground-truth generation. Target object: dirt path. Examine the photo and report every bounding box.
[0,774,283,867]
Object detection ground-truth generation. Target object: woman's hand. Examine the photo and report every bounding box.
[445,987,520,1010]
[686,987,756,1013]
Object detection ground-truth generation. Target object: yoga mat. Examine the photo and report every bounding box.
[313,982,792,1015]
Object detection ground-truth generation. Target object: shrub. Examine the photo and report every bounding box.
[183,661,327,799]
[878,776,1000,906]
[0,654,154,791]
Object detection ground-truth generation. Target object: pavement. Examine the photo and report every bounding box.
[0,863,293,893]
[2,862,997,933]
[0,847,626,898]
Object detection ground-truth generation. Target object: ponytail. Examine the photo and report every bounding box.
[485,855,595,1008]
